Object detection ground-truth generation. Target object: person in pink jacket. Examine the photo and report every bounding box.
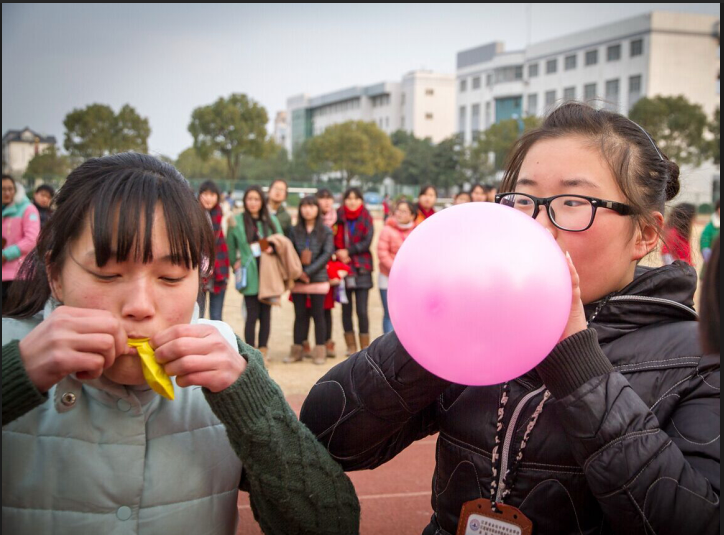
[377,199,416,333]
[2,175,41,307]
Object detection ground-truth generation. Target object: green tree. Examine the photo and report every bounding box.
[707,107,719,166]
[388,130,436,186]
[188,94,269,180]
[63,103,150,159]
[472,116,541,174]
[432,134,465,194]
[175,147,228,180]
[629,95,709,166]
[23,146,72,181]
[306,121,404,187]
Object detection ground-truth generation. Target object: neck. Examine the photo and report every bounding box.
[305,220,315,231]
[268,200,281,210]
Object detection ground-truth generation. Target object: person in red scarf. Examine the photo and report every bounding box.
[415,184,437,225]
[334,187,374,356]
[661,202,696,265]
[198,180,230,320]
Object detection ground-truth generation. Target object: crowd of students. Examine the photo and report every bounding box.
[1,101,720,534]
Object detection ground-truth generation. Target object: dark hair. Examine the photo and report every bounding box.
[243,186,274,243]
[715,199,721,212]
[4,153,214,319]
[454,192,472,202]
[419,184,438,197]
[294,196,326,243]
[482,184,496,194]
[501,102,680,239]
[2,174,16,188]
[315,188,333,199]
[198,180,221,199]
[665,202,697,242]
[699,237,720,355]
[471,183,485,195]
[35,184,55,197]
[342,187,364,202]
[395,200,418,218]
[269,179,288,198]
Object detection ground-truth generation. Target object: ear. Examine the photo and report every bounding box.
[632,212,664,262]
[45,253,64,302]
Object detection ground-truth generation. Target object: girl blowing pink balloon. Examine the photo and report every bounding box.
[300,102,719,535]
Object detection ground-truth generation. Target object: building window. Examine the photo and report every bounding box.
[528,63,539,78]
[486,73,493,87]
[459,106,466,134]
[472,76,481,90]
[527,93,538,116]
[425,88,434,96]
[585,49,598,66]
[460,79,467,92]
[386,117,390,128]
[607,44,621,62]
[629,75,642,109]
[401,116,405,128]
[631,39,643,57]
[495,65,524,84]
[584,83,597,101]
[485,101,492,128]
[545,90,557,107]
[425,113,433,120]
[563,86,576,101]
[605,78,620,110]
[471,104,481,136]
[564,54,577,71]
[546,59,557,74]
[401,93,406,106]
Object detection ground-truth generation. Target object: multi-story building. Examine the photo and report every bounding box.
[456,11,720,203]
[285,70,455,155]
[273,111,288,149]
[2,127,57,178]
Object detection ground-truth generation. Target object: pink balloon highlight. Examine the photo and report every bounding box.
[388,202,571,386]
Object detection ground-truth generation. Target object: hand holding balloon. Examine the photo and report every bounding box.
[388,203,571,386]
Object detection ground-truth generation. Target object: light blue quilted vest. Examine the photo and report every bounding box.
[2,302,244,534]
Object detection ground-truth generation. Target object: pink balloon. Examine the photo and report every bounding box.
[388,202,571,386]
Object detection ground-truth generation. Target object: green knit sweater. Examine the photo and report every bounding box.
[2,338,360,535]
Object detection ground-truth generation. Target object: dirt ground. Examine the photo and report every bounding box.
[219,211,709,397]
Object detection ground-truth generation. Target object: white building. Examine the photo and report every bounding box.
[285,70,455,156]
[2,127,57,178]
[457,11,720,204]
[273,111,288,149]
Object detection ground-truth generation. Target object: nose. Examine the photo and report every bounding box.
[121,276,156,323]
[533,206,559,238]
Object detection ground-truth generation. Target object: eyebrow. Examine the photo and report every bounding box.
[517,177,600,189]
[84,251,178,263]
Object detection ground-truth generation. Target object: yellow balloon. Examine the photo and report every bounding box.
[127,338,175,400]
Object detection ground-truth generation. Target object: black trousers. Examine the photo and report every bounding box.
[342,288,369,335]
[244,295,271,348]
[292,293,326,345]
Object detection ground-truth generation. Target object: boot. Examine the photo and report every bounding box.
[359,333,371,351]
[284,344,304,364]
[344,332,358,357]
[325,339,336,358]
[259,347,269,366]
[302,340,312,359]
[312,345,327,365]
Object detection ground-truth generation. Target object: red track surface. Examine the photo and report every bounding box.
[237,394,437,535]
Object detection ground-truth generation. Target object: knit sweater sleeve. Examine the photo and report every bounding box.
[203,338,360,535]
[2,340,49,426]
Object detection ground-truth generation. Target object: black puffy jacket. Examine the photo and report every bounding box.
[300,263,720,534]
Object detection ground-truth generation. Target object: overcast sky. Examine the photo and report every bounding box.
[2,3,720,159]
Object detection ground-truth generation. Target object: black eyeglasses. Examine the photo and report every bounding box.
[494,192,634,232]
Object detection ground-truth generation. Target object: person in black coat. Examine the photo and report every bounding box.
[300,102,719,535]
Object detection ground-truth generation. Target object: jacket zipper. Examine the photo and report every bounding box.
[495,385,547,503]
[607,295,698,319]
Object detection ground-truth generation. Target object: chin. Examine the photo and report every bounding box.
[103,355,147,386]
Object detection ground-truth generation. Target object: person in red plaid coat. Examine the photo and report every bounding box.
[334,187,374,356]
[198,180,229,321]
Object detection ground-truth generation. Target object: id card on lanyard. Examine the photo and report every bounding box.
[457,499,533,535]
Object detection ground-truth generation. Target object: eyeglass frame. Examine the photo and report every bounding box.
[494,192,635,232]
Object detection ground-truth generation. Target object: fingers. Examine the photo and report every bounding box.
[150,323,215,351]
